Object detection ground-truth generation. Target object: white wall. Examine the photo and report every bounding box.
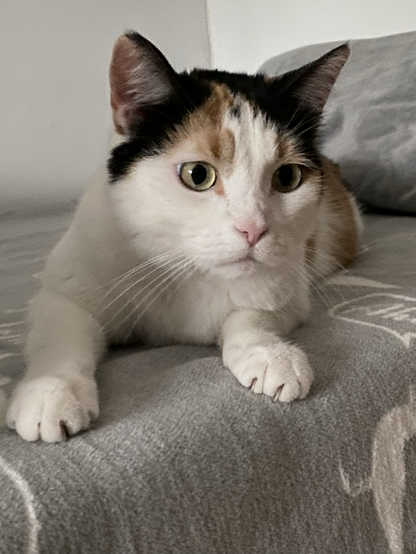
[3,0,416,215]
[207,0,416,72]
[0,0,210,215]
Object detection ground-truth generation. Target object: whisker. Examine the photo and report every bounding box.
[282,105,302,133]
[295,121,321,138]
[288,113,318,136]
[302,253,353,303]
[104,256,192,329]
[125,261,197,341]
[286,260,333,309]
[89,248,183,301]
[99,252,186,313]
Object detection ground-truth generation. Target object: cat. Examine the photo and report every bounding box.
[7,31,361,442]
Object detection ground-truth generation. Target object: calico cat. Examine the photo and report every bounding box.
[7,32,361,442]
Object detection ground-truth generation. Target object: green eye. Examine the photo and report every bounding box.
[178,162,217,191]
[272,164,302,193]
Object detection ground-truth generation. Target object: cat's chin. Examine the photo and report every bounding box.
[209,256,259,279]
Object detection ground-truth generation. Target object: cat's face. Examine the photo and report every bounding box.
[108,32,349,279]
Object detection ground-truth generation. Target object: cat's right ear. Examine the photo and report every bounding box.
[110,31,177,135]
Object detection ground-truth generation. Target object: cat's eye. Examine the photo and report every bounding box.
[178,162,217,191]
[272,164,302,193]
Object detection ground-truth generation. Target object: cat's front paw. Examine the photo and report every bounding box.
[227,343,313,402]
[7,375,98,442]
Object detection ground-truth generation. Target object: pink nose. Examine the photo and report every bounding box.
[235,222,268,247]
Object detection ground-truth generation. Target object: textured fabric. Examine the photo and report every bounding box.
[1,211,416,554]
[260,31,416,214]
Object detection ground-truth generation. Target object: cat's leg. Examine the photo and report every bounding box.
[220,304,313,402]
[7,290,105,442]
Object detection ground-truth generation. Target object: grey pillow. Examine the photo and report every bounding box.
[259,31,416,213]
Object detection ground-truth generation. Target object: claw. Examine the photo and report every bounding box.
[59,421,69,441]
[273,386,284,402]
[250,378,258,391]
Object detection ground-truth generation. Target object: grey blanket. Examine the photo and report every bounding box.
[0,211,415,554]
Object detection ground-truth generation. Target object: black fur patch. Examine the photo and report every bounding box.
[108,69,322,183]
[108,74,210,182]
[192,69,322,166]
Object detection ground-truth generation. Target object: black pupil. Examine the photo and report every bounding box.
[191,164,207,185]
[279,165,293,187]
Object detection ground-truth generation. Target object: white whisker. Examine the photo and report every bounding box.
[125,260,196,340]
[99,252,186,313]
[104,256,192,330]
[286,260,333,309]
[91,249,183,302]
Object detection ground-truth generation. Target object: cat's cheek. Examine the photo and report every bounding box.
[280,180,320,215]
[279,198,320,241]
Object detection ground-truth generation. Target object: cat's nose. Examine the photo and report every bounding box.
[235,222,268,247]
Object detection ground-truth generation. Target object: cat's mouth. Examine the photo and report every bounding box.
[220,254,256,267]
[208,253,260,278]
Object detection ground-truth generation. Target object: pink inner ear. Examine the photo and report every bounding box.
[110,37,140,134]
[110,37,137,103]
[109,34,174,135]
[110,100,135,135]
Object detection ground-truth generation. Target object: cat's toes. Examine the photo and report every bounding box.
[229,344,313,402]
[7,376,98,442]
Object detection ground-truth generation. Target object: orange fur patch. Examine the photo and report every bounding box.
[305,235,316,266]
[321,157,359,268]
[276,132,320,169]
[169,83,237,195]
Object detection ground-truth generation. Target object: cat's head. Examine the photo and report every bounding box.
[107,32,349,279]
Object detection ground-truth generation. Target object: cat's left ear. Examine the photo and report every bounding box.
[273,44,350,114]
[110,31,178,135]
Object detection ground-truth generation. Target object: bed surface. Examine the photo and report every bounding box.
[1,210,415,554]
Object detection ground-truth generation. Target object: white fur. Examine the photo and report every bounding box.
[8,104,360,441]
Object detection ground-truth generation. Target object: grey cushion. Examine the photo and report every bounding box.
[260,31,416,213]
[1,210,416,553]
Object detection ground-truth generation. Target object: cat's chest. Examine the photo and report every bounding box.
[104,269,283,346]
[148,278,232,344]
